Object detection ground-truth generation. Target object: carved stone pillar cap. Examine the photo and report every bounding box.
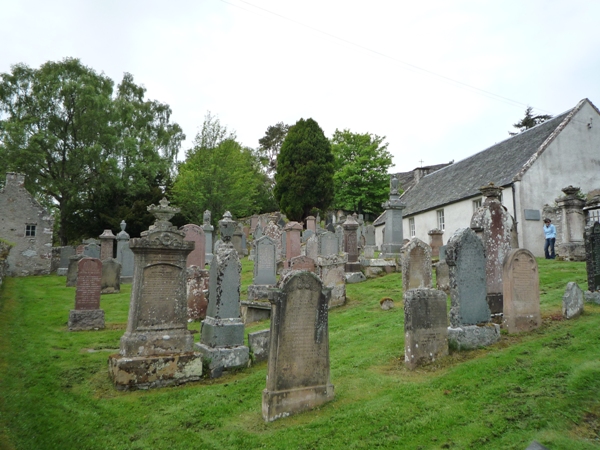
[219,211,236,242]
[479,182,502,199]
[562,185,580,196]
[147,197,179,223]
[99,229,116,239]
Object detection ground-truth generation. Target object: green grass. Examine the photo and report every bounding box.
[1,259,599,449]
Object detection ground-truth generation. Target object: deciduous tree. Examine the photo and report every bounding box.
[330,129,393,216]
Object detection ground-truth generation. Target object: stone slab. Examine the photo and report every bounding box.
[345,272,366,284]
[247,284,274,301]
[447,323,500,350]
[262,384,335,422]
[68,309,105,331]
[195,343,249,378]
[248,329,270,363]
[108,352,203,390]
[241,300,271,324]
[585,290,600,304]
[563,281,584,319]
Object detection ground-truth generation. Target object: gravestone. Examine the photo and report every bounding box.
[284,221,303,267]
[66,254,84,287]
[562,281,584,319]
[316,253,347,308]
[428,229,444,259]
[335,225,343,256]
[232,224,246,257]
[203,210,214,265]
[181,224,206,268]
[584,221,600,292]
[214,239,223,255]
[446,228,500,349]
[99,229,116,260]
[342,215,361,273]
[57,246,75,276]
[306,215,316,233]
[470,183,514,314]
[250,214,259,232]
[290,255,316,272]
[101,257,121,294]
[68,257,105,331]
[108,198,202,390]
[436,260,450,292]
[83,242,100,259]
[306,234,319,261]
[186,265,209,320]
[326,223,335,233]
[363,224,377,258]
[318,231,339,256]
[404,288,448,370]
[248,329,270,363]
[380,174,406,259]
[302,229,315,244]
[254,223,263,240]
[264,221,283,261]
[116,220,134,282]
[502,249,541,333]
[244,236,277,323]
[262,271,334,422]
[196,212,249,377]
[401,238,432,291]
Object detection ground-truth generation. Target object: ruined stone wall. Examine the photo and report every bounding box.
[0,173,54,276]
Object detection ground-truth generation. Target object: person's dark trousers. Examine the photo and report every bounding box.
[544,238,556,259]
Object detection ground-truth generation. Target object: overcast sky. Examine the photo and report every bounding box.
[1,0,599,173]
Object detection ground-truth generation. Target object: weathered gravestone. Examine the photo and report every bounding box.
[264,221,283,261]
[428,229,444,259]
[284,221,303,267]
[116,220,134,282]
[68,257,105,331]
[290,255,316,272]
[196,212,249,377]
[57,246,75,276]
[316,231,346,308]
[83,241,101,259]
[404,288,448,370]
[302,229,314,244]
[305,215,316,233]
[446,228,500,349]
[203,210,214,265]
[248,329,270,363]
[99,229,116,260]
[562,281,584,319]
[470,183,514,315]
[335,225,343,256]
[502,249,541,333]
[186,265,209,320]
[584,221,600,292]
[232,224,246,257]
[319,231,339,256]
[243,235,277,323]
[101,257,121,294]
[66,254,84,287]
[363,224,377,258]
[262,271,334,422]
[181,224,206,268]
[306,234,319,261]
[436,260,450,293]
[108,198,202,390]
[342,215,361,273]
[401,238,432,291]
[326,222,335,233]
[380,174,406,259]
[254,223,263,240]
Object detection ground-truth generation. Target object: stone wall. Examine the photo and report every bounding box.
[0,173,54,276]
[0,241,12,287]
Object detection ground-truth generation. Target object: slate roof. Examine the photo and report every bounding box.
[400,101,585,217]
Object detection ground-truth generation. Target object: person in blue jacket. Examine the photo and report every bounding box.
[543,218,556,259]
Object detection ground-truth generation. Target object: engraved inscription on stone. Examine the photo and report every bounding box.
[75,258,102,310]
[408,248,426,290]
[139,264,180,326]
[512,256,536,304]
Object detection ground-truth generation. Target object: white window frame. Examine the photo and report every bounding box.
[473,198,482,212]
[437,209,445,231]
[409,218,416,237]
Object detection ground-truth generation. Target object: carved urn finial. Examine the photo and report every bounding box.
[147,197,179,223]
[479,182,502,200]
[219,211,236,243]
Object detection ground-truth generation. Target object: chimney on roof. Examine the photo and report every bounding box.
[5,172,25,187]
[414,167,431,185]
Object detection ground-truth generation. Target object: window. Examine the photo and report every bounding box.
[25,225,36,237]
[437,209,445,231]
[409,218,415,237]
[473,198,482,212]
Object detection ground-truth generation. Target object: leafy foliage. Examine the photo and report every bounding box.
[330,129,393,215]
[172,113,275,225]
[509,106,553,135]
[274,118,334,222]
[0,58,183,244]
[256,122,290,178]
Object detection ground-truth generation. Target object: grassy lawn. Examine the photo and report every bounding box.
[0,259,599,449]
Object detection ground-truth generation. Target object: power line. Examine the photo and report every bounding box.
[221,0,555,115]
